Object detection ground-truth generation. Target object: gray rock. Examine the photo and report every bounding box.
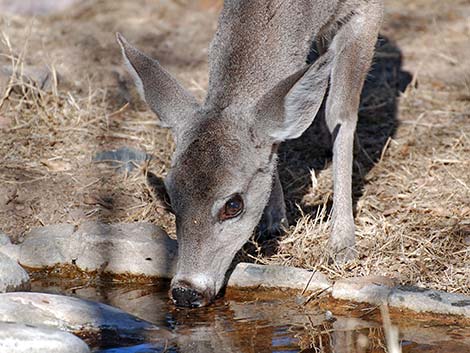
[0,322,90,353]
[0,230,20,263]
[0,252,30,293]
[19,222,177,278]
[228,263,331,291]
[0,242,20,262]
[19,224,75,267]
[72,222,177,277]
[332,276,398,305]
[93,147,151,173]
[388,286,470,317]
[0,292,171,339]
[331,276,470,318]
[17,222,470,319]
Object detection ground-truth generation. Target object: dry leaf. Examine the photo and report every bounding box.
[40,159,72,172]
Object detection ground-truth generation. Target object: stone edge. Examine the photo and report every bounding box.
[228,263,470,319]
[3,224,469,319]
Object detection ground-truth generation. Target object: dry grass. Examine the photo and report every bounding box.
[258,0,470,295]
[0,0,469,296]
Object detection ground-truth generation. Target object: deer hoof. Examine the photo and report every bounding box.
[328,221,357,263]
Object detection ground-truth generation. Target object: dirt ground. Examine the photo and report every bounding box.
[0,0,469,294]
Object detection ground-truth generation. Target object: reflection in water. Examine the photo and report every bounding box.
[31,279,470,353]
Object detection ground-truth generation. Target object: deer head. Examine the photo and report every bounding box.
[117,32,331,307]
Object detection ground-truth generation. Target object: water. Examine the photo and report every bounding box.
[31,278,470,353]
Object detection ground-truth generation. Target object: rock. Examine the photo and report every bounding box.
[0,252,30,293]
[0,242,20,261]
[0,230,20,262]
[19,224,75,267]
[19,222,178,278]
[0,292,171,340]
[388,286,470,317]
[16,222,470,319]
[331,277,470,318]
[93,147,151,173]
[0,322,90,353]
[332,275,398,305]
[72,222,177,277]
[228,263,331,291]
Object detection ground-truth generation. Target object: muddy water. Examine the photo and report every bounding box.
[31,278,470,353]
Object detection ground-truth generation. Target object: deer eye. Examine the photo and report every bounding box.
[219,194,244,221]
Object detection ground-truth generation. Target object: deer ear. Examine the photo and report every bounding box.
[254,52,333,143]
[116,33,199,132]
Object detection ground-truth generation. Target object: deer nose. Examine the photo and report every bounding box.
[171,286,204,307]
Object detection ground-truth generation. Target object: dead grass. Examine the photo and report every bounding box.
[258,0,470,295]
[0,0,469,296]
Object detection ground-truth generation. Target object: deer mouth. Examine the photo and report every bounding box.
[169,279,215,308]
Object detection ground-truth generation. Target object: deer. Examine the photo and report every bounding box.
[117,0,384,307]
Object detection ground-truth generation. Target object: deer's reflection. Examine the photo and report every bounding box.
[64,283,469,353]
[168,298,387,353]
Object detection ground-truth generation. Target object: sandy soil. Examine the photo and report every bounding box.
[0,0,468,294]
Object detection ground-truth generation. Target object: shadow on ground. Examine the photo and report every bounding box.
[248,35,412,257]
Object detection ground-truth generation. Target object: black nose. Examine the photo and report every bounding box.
[171,287,203,307]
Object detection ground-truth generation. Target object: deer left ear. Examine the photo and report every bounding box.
[254,52,333,143]
[116,33,199,134]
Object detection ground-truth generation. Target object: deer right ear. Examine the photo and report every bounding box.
[254,51,333,143]
[116,33,199,133]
